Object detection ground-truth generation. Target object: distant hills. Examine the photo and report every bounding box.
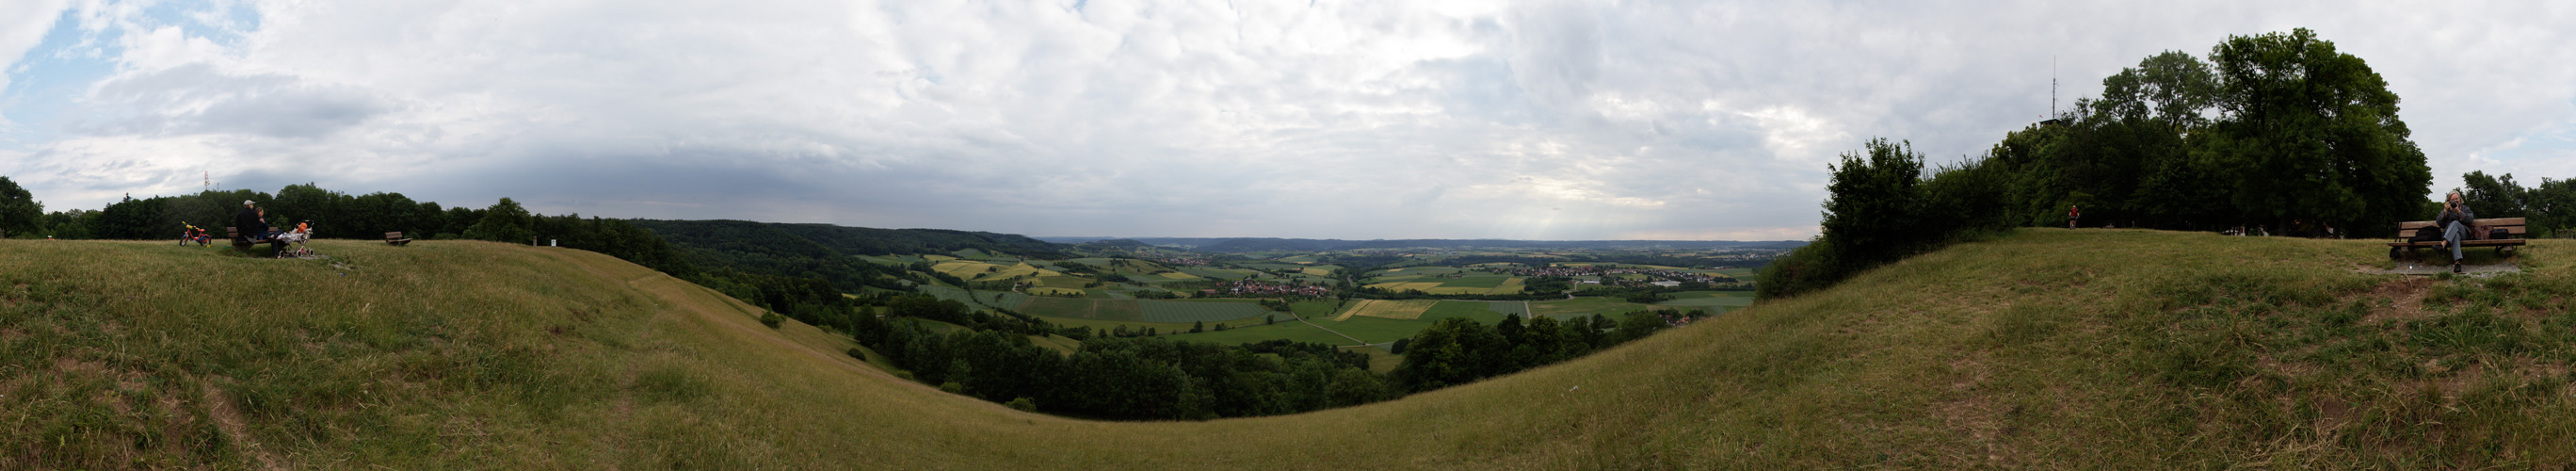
[634,219,1070,259]
[1038,236,1806,252]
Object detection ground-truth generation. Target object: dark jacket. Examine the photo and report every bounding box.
[235,206,267,237]
[2436,204,2475,232]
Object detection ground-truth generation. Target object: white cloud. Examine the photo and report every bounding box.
[3,0,2575,240]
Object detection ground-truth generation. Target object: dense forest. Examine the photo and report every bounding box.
[1758,29,2576,300]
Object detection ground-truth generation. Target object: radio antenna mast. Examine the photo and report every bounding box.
[2051,56,2058,119]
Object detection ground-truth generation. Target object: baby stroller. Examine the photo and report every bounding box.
[276,220,315,257]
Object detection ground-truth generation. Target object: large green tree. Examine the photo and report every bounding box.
[2206,28,2431,236]
[1820,138,1927,266]
[0,176,38,237]
[462,197,536,243]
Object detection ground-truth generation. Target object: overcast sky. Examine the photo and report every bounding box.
[4,1,2573,240]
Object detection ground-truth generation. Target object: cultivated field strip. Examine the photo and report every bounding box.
[1135,300,1269,323]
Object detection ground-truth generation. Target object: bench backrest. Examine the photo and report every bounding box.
[227,227,239,237]
[385,232,405,239]
[2398,218,2526,236]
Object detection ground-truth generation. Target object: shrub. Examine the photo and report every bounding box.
[760,312,784,329]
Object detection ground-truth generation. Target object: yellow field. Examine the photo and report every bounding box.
[1334,300,1440,320]
[1365,282,1445,293]
[1489,277,1525,295]
[1158,272,1199,280]
[1301,268,1334,277]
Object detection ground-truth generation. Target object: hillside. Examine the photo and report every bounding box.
[8,230,2575,468]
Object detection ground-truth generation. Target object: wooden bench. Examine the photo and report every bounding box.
[2388,218,2525,259]
[385,232,413,246]
[226,226,289,257]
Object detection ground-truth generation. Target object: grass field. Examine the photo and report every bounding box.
[1437,276,1510,289]
[1528,296,1658,318]
[1020,297,1145,321]
[1158,319,1355,347]
[1135,300,1270,323]
[1337,300,1439,320]
[17,230,2576,468]
[1305,316,1441,344]
[1177,267,1257,280]
[1417,300,1509,324]
[1026,287,1086,297]
[1364,282,1444,292]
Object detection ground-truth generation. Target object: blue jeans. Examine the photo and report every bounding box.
[2444,221,2470,262]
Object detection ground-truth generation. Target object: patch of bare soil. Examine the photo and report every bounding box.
[1934,355,2012,464]
[202,382,284,471]
[2352,278,2435,324]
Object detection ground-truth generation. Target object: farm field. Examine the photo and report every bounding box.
[1337,300,1439,320]
[1528,296,1660,319]
[1416,300,1510,324]
[1159,320,1356,347]
[1027,333,1083,354]
[1021,297,1146,321]
[1036,317,1203,335]
[1136,299,1270,323]
[1306,316,1440,344]
[1177,267,1257,280]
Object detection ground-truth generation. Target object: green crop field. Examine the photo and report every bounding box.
[1419,300,1509,324]
[1020,297,1146,321]
[1528,296,1658,318]
[1437,275,1511,289]
[1306,316,1440,344]
[1136,300,1270,323]
[1290,299,1344,319]
[1178,267,1256,280]
[1657,297,1752,309]
[1231,262,1306,271]
[1158,319,1356,346]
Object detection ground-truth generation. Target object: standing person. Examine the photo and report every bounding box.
[2068,204,2081,229]
[2437,190,2477,273]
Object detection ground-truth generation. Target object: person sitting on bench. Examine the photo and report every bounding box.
[2436,190,2475,273]
[234,200,268,241]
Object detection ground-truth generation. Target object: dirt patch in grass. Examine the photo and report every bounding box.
[1934,355,2012,463]
[203,382,284,471]
[2354,277,2435,324]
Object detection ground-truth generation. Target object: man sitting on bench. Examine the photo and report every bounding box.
[2436,190,2475,273]
[235,200,268,240]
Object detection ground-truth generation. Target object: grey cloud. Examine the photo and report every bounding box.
[9,0,2576,240]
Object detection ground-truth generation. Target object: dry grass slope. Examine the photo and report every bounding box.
[8,230,2576,469]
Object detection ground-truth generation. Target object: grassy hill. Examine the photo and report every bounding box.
[8,229,2576,469]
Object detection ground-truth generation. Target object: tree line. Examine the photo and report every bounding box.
[1760,28,2447,299]
[847,302,1396,420]
[1392,311,1689,392]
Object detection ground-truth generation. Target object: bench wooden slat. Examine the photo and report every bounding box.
[2389,239,2526,248]
[2394,225,2529,235]
[2398,218,2526,230]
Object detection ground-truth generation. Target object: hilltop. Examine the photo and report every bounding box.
[7,229,2574,468]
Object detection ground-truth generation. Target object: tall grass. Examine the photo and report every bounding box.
[6,230,2574,469]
